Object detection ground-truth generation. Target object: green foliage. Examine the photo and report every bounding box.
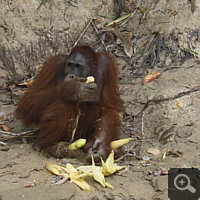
[37,0,47,10]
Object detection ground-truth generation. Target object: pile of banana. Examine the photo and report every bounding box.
[46,137,133,191]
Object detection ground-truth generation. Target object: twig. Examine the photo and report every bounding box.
[147,85,156,90]
[115,152,160,165]
[184,47,198,57]
[160,66,185,68]
[37,0,47,10]
[98,14,113,19]
[0,130,34,136]
[115,153,142,162]
[119,0,141,27]
[73,18,93,48]
[104,0,141,32]
[141,113,145,136]
[119,10,137,27]
[0,141,7,146]
[0,130,37,141]
[132,39,148,56]
[143,33,159,56]
[107,13,131,26]
[141,112,145,150]
[91,20,108,52]
[136,86,200,117]
[0,141,9,150]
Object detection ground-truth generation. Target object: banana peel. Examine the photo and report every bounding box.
[66,163,91,191]
[46,162,69,178]
[110,138,134,149]
[68,139,86,151]
[71,177,91,191]
[77,151,125,188]
[101,150,125,176]
[77,156,113,189]
[46,151,125,191]
[46,162,91,191]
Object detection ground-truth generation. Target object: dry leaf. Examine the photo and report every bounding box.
[124,32,133,58]
[170,10,178,17]
[24,181,35,188]
[142,156,150,161]
[18,79,34,87]
[129,2,136,11]
[140,161,151,167]
[167,150,183,156]
[161,170,168,175]
[185,122,195,126]
[54,176,69,185]
[172,100,182,109]
[143,71,161,84]
[112,22,120,27]
[147,148,160,156]
[1,124,10,132]
[0,111,8,121]
[112,28,133,57]
[118,166,130,176]
[102,32,115,45]
[162,149,183,160]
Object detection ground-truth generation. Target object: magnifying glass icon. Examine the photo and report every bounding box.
[174,174,196,193]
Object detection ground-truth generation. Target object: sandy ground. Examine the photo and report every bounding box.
[0,0,200,199]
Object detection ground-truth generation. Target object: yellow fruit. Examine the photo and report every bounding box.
[68,139,86,151]
[110,138,134,149]
[85,76,95,84]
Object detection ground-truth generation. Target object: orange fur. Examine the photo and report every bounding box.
[16,45,124,160]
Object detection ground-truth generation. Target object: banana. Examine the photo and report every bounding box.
[68,139,86,151]
[85,76,95,84]
[110,138,134,149]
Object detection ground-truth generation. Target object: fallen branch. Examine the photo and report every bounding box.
[73,18,93,48]
[136,86,200,116]
[0,129,37,141]
[115,153,142,162]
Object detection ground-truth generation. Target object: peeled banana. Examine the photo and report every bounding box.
[68,137,133,151]
[110,138,134,149]
[68,139,86,151]
[86,76,95,84]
